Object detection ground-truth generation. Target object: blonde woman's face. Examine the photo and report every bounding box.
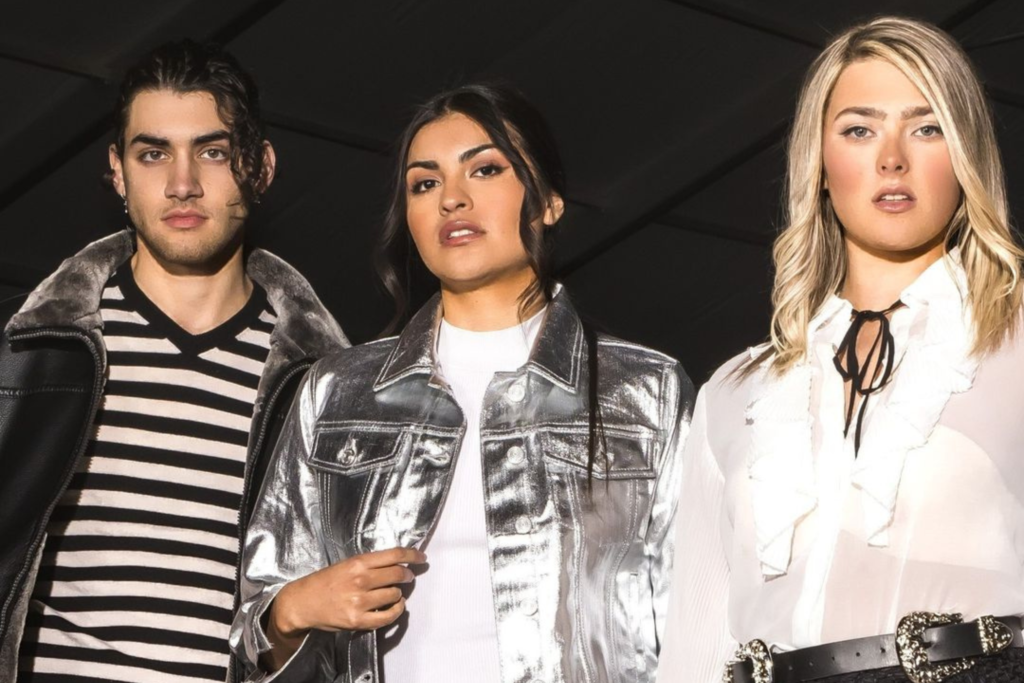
[822,58,961,261]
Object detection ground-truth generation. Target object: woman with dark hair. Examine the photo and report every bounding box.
[659,16,1024,683]
[231,83,694,683]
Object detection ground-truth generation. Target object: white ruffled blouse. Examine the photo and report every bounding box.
[659,251,1024,683]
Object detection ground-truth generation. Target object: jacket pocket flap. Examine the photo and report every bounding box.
[538,424,656,480]
[309,421,406,474]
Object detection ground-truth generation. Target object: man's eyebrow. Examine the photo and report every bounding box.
[834,106,886,121]
[128,130,231,148]
[129,134,169,147]
[459,143,496,163]
[193,130,231,145]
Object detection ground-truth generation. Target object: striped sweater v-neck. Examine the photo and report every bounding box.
[18,266,275,683]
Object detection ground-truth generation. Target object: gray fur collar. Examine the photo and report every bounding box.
[6,230,348,367]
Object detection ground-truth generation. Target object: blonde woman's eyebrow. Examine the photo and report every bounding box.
[834,106,886,121]
[901,105,934,120]
[833,105,934,121]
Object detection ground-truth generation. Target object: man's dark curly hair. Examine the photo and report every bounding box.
[111,40,268,206]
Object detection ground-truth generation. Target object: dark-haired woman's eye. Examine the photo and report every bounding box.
[410,178,439,194]
[473,163,506,178]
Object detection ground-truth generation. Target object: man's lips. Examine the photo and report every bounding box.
[162,210,208,228]
[440,221,483,246]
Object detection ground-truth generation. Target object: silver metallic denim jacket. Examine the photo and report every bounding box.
[231,290,694,683]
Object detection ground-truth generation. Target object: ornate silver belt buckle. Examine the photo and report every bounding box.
[895,611,975,683]
[977,615,1014,655]
[722,639,773,683]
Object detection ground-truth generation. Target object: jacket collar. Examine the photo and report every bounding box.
[5,230,347,366]
[374,287,584,393]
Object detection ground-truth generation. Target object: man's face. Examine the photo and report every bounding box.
[109,89,253,274]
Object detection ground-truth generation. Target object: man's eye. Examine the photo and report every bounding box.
[139,150,166,162]
[201,148,229,160]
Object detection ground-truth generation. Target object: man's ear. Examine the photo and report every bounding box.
[258,140,277,193]
[109,144,125,197]
[542,193,565,226]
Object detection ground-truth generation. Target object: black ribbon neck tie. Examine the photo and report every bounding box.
[833,300,902,453]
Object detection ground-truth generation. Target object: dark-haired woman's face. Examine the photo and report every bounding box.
[404,112,535,292]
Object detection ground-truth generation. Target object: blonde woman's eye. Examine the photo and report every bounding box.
[841,126,872,139]
[916,125,943,137]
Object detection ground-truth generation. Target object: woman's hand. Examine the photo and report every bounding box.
[262,547,427,671]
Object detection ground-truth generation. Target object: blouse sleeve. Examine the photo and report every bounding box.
[656,388,737,683]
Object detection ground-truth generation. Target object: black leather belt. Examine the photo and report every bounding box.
[727,612,1024,683]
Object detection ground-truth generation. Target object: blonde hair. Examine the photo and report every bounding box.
[763,16,1022,376]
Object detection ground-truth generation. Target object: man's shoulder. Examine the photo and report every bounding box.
[0,292,30,333]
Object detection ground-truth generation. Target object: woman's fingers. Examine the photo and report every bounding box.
[284,547,422,632]
[358,547,427,569]
[363,564,416,590]
[361,586,404,611]
[359,596,407,630]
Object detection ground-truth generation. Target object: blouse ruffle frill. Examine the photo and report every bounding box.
[744,251,978,578]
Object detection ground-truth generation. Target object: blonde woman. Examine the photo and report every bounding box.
[659,16,1024,683]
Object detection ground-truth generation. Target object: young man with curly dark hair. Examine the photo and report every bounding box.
[0,40,347,682]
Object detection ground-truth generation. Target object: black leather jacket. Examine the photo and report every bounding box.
[0,231,348,682]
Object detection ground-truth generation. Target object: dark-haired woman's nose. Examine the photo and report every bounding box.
[439,182,471,214]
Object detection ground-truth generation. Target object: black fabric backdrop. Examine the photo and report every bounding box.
[2,0,1021,384]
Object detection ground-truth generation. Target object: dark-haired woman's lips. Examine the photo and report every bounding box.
[440,222,484,246]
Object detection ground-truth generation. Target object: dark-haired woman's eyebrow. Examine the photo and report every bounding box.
[459,144,497,163]
[406,159,439,173]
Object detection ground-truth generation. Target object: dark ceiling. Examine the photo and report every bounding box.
[2,0,1022,384]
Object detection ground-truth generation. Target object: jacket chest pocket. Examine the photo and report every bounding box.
[307,422,407,555]
[309,422,406,475]
[308,422,461,554]
[537,424,657,480]
[535,424,658,547]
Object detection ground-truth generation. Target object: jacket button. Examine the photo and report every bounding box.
[506,446,526,464]
[428,452,451,466]
[515,516,532,534]
[506,382,526,402]
[521,598,538,616]
[341,448,357,465]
